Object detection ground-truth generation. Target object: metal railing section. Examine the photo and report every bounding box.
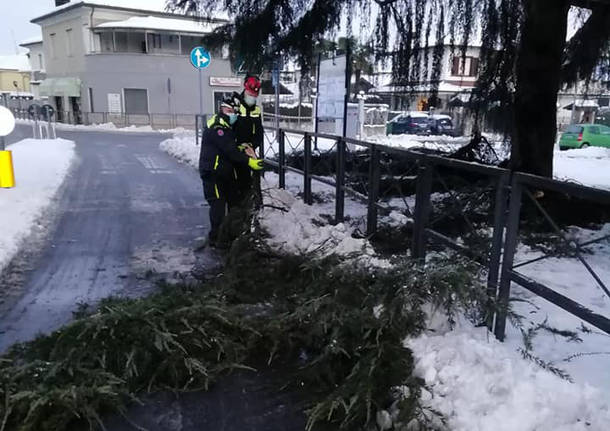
[266,128,610,341]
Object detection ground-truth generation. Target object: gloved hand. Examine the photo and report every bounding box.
[238,143,252,151]
[248,158,264,171]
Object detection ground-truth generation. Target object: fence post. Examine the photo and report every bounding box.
[367,145,381,236]
[304,133,313,204]
[486,172,510,331]
[335,138,346,223]
[494,175,522,341]
[411,164,434,261]
[278,129,286,189]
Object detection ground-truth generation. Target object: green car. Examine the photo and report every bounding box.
[559,124,610,150]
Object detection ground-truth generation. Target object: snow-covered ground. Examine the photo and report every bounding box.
[409,317,610,431]
[16,119,185,134]
[161,130,610,429]
[0,139,76,274]
[554,147,610,191]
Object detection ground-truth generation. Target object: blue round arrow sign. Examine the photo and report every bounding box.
[190,47,211,69]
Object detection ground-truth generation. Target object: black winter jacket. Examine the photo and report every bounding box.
[233,92,264,149]
[199,114,250,180]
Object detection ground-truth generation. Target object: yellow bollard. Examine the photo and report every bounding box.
[0,150,15,188]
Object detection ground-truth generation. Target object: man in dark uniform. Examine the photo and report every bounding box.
[232,75,264,203]
[199,97,264,248]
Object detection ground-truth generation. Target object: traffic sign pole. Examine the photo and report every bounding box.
[190,47,211,116]
[199,67,203,115]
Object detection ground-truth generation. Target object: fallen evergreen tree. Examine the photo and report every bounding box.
[0,230,486,431]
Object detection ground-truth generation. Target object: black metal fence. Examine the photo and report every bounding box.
[264,128,610,341]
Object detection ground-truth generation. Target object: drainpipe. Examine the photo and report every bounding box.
[89,6,95,52]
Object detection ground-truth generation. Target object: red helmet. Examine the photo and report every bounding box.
[244,75,261,97]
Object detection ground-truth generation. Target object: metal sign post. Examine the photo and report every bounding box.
[190,46,212,116]
[41,104,56,139]
[28,104,42,139]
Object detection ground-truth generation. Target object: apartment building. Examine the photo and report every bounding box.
[30,0,241,125]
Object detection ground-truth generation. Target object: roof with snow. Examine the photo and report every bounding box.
[19,36,43,47]
[0,55,31,72]
[32,1,229,24]
[95,16,217,34]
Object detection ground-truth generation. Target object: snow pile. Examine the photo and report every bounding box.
[554,147,610,190]
[160,134,386,266]
[159,133,199,169]
[407,321,610,431]
[0,139,75,273]
[260,185,389,267]
[17,119,173,134]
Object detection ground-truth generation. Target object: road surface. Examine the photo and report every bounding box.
[0,124,309,430]
[0,124,210,351]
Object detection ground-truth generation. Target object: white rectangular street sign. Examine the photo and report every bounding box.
[209,76,242,87]
[317,56,347,120]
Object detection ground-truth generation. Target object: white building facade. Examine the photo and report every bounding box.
[30,0,242,126]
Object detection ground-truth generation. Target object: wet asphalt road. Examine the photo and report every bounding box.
[0,124,208,351]
[0,125,309,430]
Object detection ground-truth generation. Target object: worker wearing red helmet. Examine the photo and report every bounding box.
[232,74,264,202]
[198,96,264,248]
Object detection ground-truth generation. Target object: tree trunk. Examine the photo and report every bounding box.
[511,0,570,177]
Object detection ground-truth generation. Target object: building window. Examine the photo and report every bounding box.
[66,29,73,57]
[124,88,149,114]
[181,35,205,54]
[38,54,44,70]
[451,56,479,77]
[100,32,114,52]
[114,32,147,53]
[147,33,180,54]
[49,33,56,59]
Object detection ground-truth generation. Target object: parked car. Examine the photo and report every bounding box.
[428,114,457,136]
[386,112,430,135]
[595,108,610,127]
[559,124,610,150]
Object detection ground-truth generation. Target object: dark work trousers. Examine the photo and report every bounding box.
[235,164,253,204]
[202,174,239,243]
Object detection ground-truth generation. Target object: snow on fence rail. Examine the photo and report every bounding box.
[263,127,610,341]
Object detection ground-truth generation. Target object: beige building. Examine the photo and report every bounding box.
[0,55,32,94]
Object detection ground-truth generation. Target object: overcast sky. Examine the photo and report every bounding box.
[0,0,51,55]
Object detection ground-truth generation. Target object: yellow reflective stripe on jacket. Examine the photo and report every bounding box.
[207,114,230,129]
[214,184,220,198]
[213,155,219,170]
[238,105,261,118]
